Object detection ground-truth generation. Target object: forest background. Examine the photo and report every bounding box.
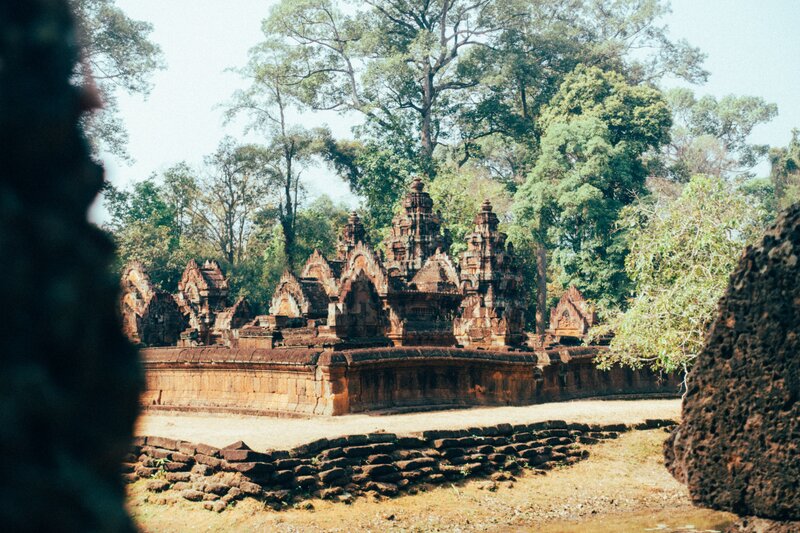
[78,0,800,374]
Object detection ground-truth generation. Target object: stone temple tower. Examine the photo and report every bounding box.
[337,211,366,260]
[383,177,451,279]
[454,199,525,348]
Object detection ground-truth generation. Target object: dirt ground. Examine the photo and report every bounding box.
[136,398,682,450]
[128,428,735,533]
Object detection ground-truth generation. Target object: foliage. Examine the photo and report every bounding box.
[71,0,164,158]
[317,129,420,236]
[650,88,778,182]
[227,39,324,265]
[103,175,208,291]
[769,129,800,209]
[191,138,275,265]
[593,175,765,373]
[460,0,707,180]
[428,165,513,258]
[515,65,672,311]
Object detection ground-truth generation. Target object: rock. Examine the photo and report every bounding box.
[319,467,347,485]
[366,454,393,465]
[665,206,800,521]
[165,472,192,483]
[191,464,212,476]
[364,481,398,496]
[146,479,170,493]
[293,465,315,476]
[203,483,229,496]
[725,517,800,532]
[181,490,205,502]
[362,463,397,478]
[203,501,227,513]
[238,481,262,496]
[319,487,344,500]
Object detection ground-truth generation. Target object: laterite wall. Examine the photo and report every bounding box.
[141,346,678,416]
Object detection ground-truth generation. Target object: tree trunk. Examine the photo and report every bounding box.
[283,177,294,268]
[420,67,434,178]
[535,241,547,335]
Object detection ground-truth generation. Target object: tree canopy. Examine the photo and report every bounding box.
[593,175,766,373]
[71,0,164,158]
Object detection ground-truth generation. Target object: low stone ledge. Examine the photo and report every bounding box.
[129,419,677,512]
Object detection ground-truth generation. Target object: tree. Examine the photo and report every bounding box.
[593,175,766,374]
[227,39,321,267]
[191,139,274,266]
[514,65,671,329]
[262,0,521,178]
[651,88,778,182]
[103,176,205,290]
[71,0,164,158]
[427,165,513,258]
[769,129,800,209]
[459,0,707,180]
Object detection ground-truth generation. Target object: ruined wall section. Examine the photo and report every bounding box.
[125,419,676,512]
[665,205,800,528]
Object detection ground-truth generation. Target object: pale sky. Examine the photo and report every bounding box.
[96,0,800,221]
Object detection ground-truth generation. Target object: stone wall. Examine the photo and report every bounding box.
[127,419,677,512]
[141,346,679,416]
[0,1,141,530]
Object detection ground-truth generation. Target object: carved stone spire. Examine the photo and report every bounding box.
[455,199,525,348]
[383,177,451,279]
[337,211,366,259]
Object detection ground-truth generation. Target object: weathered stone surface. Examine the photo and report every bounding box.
[725,517,800,533]
[0,4,144,530]
[665,205,800,521]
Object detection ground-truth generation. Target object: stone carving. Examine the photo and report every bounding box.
[270,271,329,319]
[548,286,597,339]
[1,1,141,528]
[383,177,451,278]
[120,263,185,346]
[454,199,526,348]
[664,205,800,530]
[175,259,230,344]
[337,210,366,259]
[301,249,342,297]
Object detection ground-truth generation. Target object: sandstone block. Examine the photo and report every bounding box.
[146,479,170,493]
[181,489,205,502]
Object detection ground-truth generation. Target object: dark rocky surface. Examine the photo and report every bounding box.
[0,1,141,530]
[665,205,800,523]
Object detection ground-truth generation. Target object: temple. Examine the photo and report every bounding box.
[119,179,671,417]
[121,179,528,349]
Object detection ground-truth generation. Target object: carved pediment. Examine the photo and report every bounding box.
[548,286,597,337]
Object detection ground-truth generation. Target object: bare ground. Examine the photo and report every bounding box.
[128,428,735,532]
[135,398,682,450]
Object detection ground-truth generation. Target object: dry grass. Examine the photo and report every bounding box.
[129,429,735,532]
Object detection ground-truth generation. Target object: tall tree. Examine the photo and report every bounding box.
[227,39,320,267]
[456,0,707,181]
[263,0,520,177]
[71,0,164,158]
[191,139,274,266]
[651,88,778,182]
[515,65,671,327]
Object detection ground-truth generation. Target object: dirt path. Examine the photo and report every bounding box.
[129,428,734,532]
[136,398,681,450]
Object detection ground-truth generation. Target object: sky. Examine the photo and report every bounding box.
[96,0,800,222]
